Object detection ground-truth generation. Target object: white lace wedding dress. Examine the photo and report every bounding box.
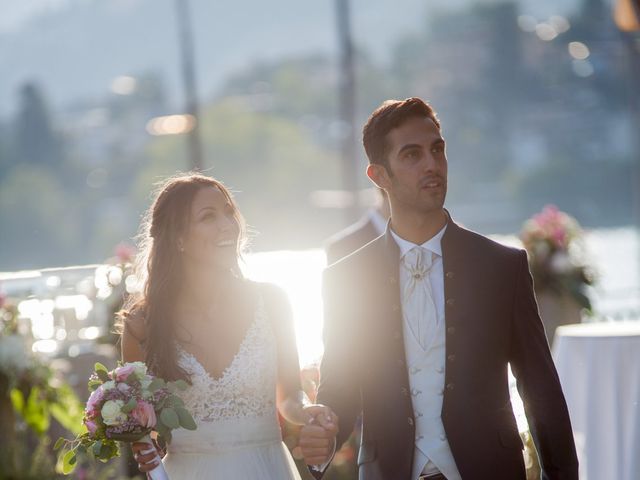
[162,294,302,479]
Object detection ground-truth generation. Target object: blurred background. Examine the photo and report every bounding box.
[1,0,639,479]
[0,0,638,264]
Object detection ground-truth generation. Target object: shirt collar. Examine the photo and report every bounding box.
[389,222,448,259]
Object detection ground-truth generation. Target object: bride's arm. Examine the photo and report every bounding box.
[264,284,337,427]
[121,313,146,363]
[121,314,161,474]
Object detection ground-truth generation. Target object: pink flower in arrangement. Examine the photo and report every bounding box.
[86,386,105,417]
[84,418,98,436]
[552,227,567,249]
[131,400,157,428]
[114,364,136,382]
[114,242,136,264]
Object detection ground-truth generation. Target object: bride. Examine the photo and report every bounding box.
[119,173,337,479]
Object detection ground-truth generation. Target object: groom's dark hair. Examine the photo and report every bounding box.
[362,97,440,171]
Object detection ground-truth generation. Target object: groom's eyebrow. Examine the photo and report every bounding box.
[397,143,422,155]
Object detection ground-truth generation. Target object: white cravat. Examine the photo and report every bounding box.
[401,246,438,350]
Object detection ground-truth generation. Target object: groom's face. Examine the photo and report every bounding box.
[376,115,448,215]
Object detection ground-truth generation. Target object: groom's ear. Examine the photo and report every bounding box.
[367,163,390,191]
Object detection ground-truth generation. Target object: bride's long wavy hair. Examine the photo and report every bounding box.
[118,172,247,382]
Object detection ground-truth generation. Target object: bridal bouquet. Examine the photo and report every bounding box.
[56,361,196,478]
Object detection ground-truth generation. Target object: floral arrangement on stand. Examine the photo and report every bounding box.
[0,291,84,479]
[519,205,594,311]
[56,361,196,479]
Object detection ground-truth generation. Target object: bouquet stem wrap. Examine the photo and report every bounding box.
[140,434,169,480]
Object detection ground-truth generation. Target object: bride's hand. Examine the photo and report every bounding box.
[302,404,339,431]
[132,440,161,473]
[299,404,339,466]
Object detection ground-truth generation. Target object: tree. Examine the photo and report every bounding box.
[14,83,63,167]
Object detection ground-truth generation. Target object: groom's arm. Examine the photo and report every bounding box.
[317,267,362,449]
[302,267,362,476]
[509,250,579,480]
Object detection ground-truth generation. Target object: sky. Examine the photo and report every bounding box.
[0,0,590,118]
[0,0,585,34]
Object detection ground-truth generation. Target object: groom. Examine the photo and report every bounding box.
[300,98,578,479]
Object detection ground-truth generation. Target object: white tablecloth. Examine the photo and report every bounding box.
[552,322,640,480]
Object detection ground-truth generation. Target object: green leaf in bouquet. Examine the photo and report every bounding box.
[88,379,103,391]
[104,441,119,460]
[96,369,110,382]
[147,378,166,392]
[62,449,77,474]
[156,422,173,444]
[99,442,112,461]
[92,440,103,457]
[121,397,138,414]
[167,394,184,408]
[54,437,66,451]
[160,407,180,429]
[95,362,109,374]
[172,379,189,391]
[175,407,197,430]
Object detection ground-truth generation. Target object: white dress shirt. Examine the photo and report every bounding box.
[390,224,462,480]
[389,225,446,325]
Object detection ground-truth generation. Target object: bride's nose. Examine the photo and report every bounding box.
[218,215,235,232]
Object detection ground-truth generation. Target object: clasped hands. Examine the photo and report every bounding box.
[300,404,339,466]
[131,404,339,472]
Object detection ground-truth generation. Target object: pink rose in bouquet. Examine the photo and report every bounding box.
[132,400,157,428]
[114,364,136,382]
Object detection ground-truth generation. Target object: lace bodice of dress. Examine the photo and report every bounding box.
[176,294,278,423]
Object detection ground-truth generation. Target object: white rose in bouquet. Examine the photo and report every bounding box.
[101,399,126,426]
[130,361,148,378]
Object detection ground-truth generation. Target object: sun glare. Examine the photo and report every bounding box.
[242,249,326,367]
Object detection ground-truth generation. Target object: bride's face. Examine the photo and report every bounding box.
[179,186,240,271]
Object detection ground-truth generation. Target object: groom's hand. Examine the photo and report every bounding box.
[299,406,339,466]
[301,404,338,429]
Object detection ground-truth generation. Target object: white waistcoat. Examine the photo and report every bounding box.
[404,312,462,480]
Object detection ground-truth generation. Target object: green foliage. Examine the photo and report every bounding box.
[50,384,85,436]
[159,407,179,429]
[10,376,84,438]
[147,378,165,392]
[175,407,197,431]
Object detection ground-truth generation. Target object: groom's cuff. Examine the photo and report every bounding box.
[311,438,337,473]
